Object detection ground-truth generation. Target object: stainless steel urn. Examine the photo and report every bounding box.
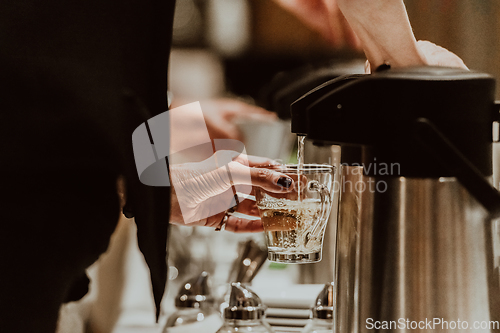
[291,66,500,333]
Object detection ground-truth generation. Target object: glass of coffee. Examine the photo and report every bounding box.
[255,164,334,263]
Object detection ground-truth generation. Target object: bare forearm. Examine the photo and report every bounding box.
[337,0,425,69]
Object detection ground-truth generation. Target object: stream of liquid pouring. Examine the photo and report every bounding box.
[297,135,305,201]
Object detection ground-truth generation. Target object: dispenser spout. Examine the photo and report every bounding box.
[290,74,364,136]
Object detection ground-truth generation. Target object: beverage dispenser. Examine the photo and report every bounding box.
[291,66,500,332]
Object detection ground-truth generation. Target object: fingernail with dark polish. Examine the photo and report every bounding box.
[277,177,292,188]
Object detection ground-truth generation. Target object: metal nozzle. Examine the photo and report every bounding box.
[227,239,268,284]
[223,282,266,320]
[175,271,214,308]
[312,283,334,319]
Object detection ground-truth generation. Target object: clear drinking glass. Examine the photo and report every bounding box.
[255,164,334,263]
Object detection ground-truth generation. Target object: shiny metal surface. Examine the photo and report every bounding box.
[227,239,268,284]
[175,271,214,308]
[334,166,365,333]
[335,175,500,332]
[224,283,266,320]
[312,283,334,320]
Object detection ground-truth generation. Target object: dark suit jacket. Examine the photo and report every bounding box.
[0,0,175,330]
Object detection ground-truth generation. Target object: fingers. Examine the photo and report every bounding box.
[236,111,278,123]
[207,122,242,141]
[416,40,468,69]
[228,156,293,193]
[171,210,264,233]
[249,167,293,193]
[234,198,260,217]
[365,41,468,73]
[169,212,226,228]
[225,215,264,233]
[233,154,281,168]
[201,98,277,140]
[218,99,277,119]
[228,160,293,193]
[200,100,243,140]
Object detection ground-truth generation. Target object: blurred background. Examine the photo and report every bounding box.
[169,0,362,102]
[169,0,500,100]
[166,0,500,308]
[82,1,500,332]
[406,0,500,97]
[166,0,356,314]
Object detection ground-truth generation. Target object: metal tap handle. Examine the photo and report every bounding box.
[414,117,500,219]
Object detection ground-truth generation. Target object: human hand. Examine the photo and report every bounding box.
[275,0,466,73]
[200,98,277,140]
[171,98,277,141]
[334,0,426,70]
[169,151,294,232]
[416,40,468,69]
[273,0,360,49]
[364,40,468,73]
[274,0,423,68]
